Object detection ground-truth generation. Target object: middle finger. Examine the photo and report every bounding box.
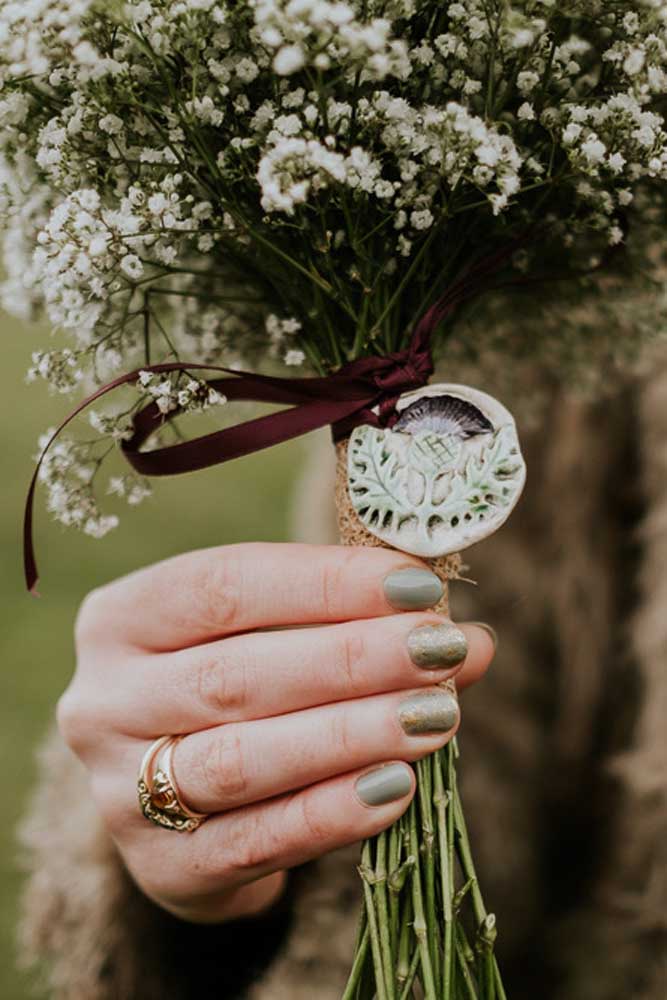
[99,617,493,736]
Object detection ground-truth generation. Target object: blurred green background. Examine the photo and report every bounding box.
[0,314,304,998]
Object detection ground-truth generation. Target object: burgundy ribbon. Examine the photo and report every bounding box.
[23,327,433,593]
[24,236,531,593]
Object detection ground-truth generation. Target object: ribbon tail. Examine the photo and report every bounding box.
[122,396,370,477]
[24,472,41,596]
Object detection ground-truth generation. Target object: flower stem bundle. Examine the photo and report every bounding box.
[344,743,502,1000]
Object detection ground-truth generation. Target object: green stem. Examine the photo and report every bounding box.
[388,822,401,959]
[398,949,420,1000]
[396,896,413,992]
[372,224,441,340]
[341,927,370,1000]
[434,751,454,1000]
[361,841,389,1000]
[493,959,508,1000]
[452,754,486,928]
[408,800,437,1000]
[455,924,480,1000]
[416,756,440,992]
[452,742,509,1000]
[375,833,396,1000]
[483,951,495,1000]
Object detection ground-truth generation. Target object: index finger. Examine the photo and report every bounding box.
[76,543,443,652]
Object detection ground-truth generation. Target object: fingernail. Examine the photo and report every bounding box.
[469,622,498,652]
[384,568,443,611]
[407,623,468,670]
[398,690,459,736]
[356,763,413,806]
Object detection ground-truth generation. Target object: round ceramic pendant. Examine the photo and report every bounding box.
[347,383,526,557]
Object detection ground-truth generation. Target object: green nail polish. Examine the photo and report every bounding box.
[384,568,443,611]
[407,623,468,669]
[356,763,413,806]
[398,690,459,735]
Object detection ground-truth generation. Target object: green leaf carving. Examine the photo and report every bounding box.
[347,422,525,556]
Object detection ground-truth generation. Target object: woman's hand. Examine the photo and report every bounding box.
[57,543,495,924]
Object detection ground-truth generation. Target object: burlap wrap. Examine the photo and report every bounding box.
[335,438,464,696]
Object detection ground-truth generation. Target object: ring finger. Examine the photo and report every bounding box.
[170,684,460,815]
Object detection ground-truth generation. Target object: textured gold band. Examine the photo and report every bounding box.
[137,735,208,833]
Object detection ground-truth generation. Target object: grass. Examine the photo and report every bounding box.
[0,314,304,998]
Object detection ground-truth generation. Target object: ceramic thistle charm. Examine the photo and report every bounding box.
[347,384,526,557]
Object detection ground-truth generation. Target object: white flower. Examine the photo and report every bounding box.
[510,29,535,50]
[273,45,305,76]
[284,348,305,366]
[623,48,645,77]
[517,70,539,95]
[608,152,626,174]
[84,514,119,538]
[410,208,433,231]
[257,137,347,214]
[99,114,123,135]
[120,254,144,279]
[107,476,126,497]
[581,137,607,164]
[207,388,227,406]
[127,482,152,505]
[236,57,260,83]
[563,123,582,145]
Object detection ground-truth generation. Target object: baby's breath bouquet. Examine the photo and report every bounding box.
[4,2,667,997]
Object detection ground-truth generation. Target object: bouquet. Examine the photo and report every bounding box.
[3,2,667,998]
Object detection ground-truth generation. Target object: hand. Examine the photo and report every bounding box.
[57,543,495,924]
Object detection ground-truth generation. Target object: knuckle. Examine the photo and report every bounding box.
[192,649,247,720]
[192,557,240,636]
[327,710,355,759]
[199,728,249,807]
[74,586,109,650]
[56,687,88,753]
[230,816,275,874]
[194,813,274,881]
[333,630,365,690]
[294,792,330,848]
[319,549,356,620]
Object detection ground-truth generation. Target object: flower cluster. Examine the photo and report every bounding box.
[136,370,227,415]
[36,430,123,539]
[2,0,667,534]
[255,0,411,79]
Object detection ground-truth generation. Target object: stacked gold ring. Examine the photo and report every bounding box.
[137,735,208,833]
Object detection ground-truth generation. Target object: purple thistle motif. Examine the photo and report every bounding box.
[394,394,494,439]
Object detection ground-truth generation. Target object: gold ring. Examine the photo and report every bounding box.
[137,735,208,833]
